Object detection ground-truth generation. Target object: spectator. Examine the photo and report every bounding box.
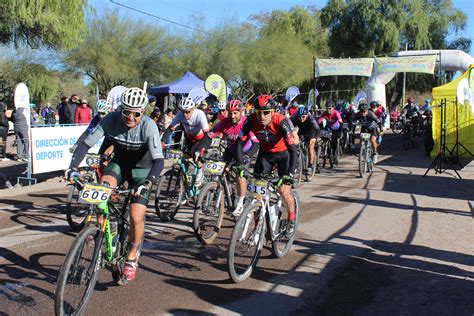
[41,102,56,125]
[30,104,44,125]
[163,93,176,112]
[144,96,156,117]
[75,99,91,124]
[11,105,30,161]
[161,109,174,145]
[0,101,8,159]
[57,96,68,124]
[64,94,79,124]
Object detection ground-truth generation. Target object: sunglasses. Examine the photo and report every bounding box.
[255,110,272,116]
[182,110,192,114]
[219,110,227,113]
[121,109,142,118]
[98,112,107,116]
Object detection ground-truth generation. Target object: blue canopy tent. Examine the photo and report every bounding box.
[148,71,204,94]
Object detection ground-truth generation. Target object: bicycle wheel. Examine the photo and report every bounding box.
[359,142,367,178]
[367,145,374,173]
[193,182,225,245]
[154,169,183,222]
[66,185,90,232]
[293,147,304,188]
[272,191,300,258]
[55,225,103,315]
[228,203,265,283]
[322,141,329,169]
[333,139,340,166]
[315,143,322,173]
[392,121,403,135]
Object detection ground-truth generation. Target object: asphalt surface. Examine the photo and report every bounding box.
[0,132,473,315]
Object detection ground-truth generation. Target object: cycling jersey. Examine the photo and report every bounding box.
[70,111,164,183]
[237,112,297,176]
[318,110,343,130]
[287,106,299,117]
[209,116,258,152]
[168,109,209,141]
[401,104,420,119]
[354,110,380,132]
[291,112,320,139]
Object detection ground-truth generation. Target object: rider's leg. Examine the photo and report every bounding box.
[309,138,317,165]
[127,203,146,261]
[279,184,295,216]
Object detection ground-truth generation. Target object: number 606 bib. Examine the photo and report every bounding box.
[79,183,112,204]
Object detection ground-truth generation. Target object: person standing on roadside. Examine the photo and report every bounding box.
[0,101,8,159]
[58,96,68,124]
[144,96,156,117]
[11,105,30,161]
[75,99,91,124]
[64,94,79,124]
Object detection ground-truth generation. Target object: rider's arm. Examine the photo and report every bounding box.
[145,122,165,183]
[279,119,297,175]
[336,111,343,124]
[69,115,108,169]
[235,116,252,164]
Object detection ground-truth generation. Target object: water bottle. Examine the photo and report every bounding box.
[377,135,382,144]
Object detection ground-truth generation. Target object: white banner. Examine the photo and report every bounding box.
[315,58,374,77]
[374,55,437,74]
[31,125,102,174]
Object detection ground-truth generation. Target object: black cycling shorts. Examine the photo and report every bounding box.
[184,135,212,160]
[253,150,290,178]
[102,160,151,206]
[298,128,320,141]
[361,126,378,137]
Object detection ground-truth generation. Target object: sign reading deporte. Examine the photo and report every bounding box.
[31,125,103,174]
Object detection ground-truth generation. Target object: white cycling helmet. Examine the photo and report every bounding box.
[95,99,112,114]
[178,97,195,111]
[121,87,148,111]
[217,101,227,110]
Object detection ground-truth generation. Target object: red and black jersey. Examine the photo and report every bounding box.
[242,112,295,153]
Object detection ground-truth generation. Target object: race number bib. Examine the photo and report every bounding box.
[247,179,268,198]
[79,183,112,204]
[203,160,226,175]
[360,133,371,140]
[168,149,183,163]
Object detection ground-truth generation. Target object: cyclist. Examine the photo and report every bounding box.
[401,96,422,131]
[318,101,343,163]
[291,106,320,174]
[354,101,381,162]
[162,97,211,187]
[209,101,228,126]
[286,100,300,117]
[236,94,297,238]
[66,87,165,285]
[208,99,260,216]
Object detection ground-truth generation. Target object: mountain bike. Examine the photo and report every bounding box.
[294,140,317,185]
[228,175,300,283]
[358,133,375,178]
[340,122,351,154]
[154,149,208,222]
[55,176,144,315]
[193,159,240,245]
[65,153,110,231]
[402,117,420,150]
[316,129,334,171]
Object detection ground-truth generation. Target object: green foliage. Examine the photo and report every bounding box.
[243,33,313,95]
[64,10,173,97]
[0,0,87,49]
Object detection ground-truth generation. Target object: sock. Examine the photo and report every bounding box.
[288,212,296,221]
[235,196,245,207]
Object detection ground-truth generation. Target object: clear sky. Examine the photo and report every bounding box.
[91,0,474,55]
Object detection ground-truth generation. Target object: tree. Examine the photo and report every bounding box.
[64,11,173,97]
[0,0,87,49]
[320,0,471,106]
[243,33,313,96]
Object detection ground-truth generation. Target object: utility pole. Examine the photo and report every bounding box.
[401,42,408,110]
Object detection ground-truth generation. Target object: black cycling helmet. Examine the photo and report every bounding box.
[359,102,369,111]
[369,101,377,109]
[326,100,334,109]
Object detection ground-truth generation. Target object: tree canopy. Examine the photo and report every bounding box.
[0,0,88,49]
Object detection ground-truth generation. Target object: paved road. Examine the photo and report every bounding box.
[1,133,473,315]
